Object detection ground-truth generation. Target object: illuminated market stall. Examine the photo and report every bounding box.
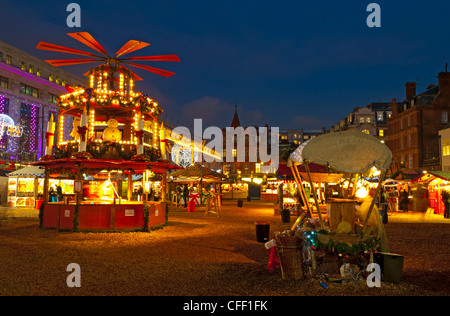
[412,171,450,216]
[31,32,180,231]
[7,166,45,207]
[168,164,225,205]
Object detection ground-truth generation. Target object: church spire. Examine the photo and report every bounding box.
[231,102,241,128]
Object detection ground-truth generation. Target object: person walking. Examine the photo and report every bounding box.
[183,184,189,207]
[379,188,388,224]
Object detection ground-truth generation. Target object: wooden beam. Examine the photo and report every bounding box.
[304,160,325,229]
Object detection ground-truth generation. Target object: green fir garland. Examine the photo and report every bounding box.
[72,204,79,232]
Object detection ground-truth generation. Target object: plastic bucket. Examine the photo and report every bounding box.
[280,209,291,223]
[374,252,404,284]
[255,221,270,243]
[188,200,195,213]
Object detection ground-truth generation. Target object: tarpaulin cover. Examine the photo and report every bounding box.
[289,131,392,174]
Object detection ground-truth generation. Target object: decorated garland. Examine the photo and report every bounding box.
[72,204,79,232]
[304,230,380,256]
[142,204,150,232]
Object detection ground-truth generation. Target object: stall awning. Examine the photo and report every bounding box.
[168,164,225,182]
[7,165,45,177]
[277,164,293,177]
[412,171,450,183]
[31,158,181,174]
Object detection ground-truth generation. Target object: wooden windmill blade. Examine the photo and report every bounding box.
[120,55,181,62]
[45,58,104,67]
[67,32,109,57]
[115,40,150,58]
[122,62,176,77]
[36,41,101,58]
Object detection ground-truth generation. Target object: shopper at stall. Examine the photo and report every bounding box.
[56,185,63,202]
[176,185,182,204]
[49,187,56,202]
[399,188,409,212]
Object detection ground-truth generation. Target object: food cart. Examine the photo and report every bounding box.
[278,131,393,279]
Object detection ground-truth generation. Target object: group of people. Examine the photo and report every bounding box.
[377,185,411,224]
[48,185,63,202]
[176,184,191,207]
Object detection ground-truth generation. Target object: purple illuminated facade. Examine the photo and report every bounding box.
[0,39,86,164]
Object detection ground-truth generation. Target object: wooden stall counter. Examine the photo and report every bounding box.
[41,201,167,231]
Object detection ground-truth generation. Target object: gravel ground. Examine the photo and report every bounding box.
[0,201,449,296]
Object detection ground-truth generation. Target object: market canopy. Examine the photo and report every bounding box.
[168,164,226,182]
[295,163,343,183]
[286,139,311,167]
[7,165,45,177]
[412,171,450,184]
[290,131,392,174]
[31,158,181,174]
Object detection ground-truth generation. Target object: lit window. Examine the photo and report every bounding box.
[256,163,261,173]
[5,55,12,65]
[360,117,365,123]
[0,76,8,88]
[36,68,41,77]
[443,140,450,156]
[362,129,370,134]
[48,94,58,104]
[442,112,448,124]
[232,148,237,157]
[21,62,26,71]
[379,130,384,137]
[20,83,39,98]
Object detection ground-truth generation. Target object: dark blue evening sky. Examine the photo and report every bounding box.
[1,0,450,130]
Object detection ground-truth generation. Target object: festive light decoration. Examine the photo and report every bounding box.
[36,32,180,162]
[171,145,199,168]
[0,114,23,141]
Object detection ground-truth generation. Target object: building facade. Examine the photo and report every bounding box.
[387,72,450,171]
[439,125,450,171]
[0,40,86,164]
[330,102,392,143]
[220,108,277,181]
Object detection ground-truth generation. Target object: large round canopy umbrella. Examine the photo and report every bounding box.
[168,164,225,182]
[382,179,400,187]
[300,131,392,174]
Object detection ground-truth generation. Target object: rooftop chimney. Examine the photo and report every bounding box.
[437,72,450,102]
[405,82,416,100]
